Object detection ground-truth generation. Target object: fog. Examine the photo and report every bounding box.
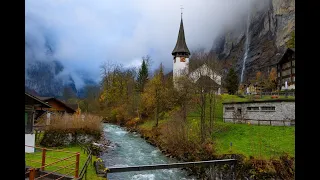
[25,0,265,88]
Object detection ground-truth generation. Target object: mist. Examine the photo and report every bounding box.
[25,0,264,88]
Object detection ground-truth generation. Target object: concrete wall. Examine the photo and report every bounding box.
[223,101,295,126]
[25,134,35,153]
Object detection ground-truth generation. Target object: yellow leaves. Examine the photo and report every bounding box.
[96,158,103,162]
[99,91,107,102]
[256,71,262,81]
[269,68,277,82]
[103,168,110,172]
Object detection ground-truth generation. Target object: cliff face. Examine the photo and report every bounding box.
[213,0,295,83]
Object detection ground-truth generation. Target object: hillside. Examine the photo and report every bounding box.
[25,16,97,97]
[212,0,295,83]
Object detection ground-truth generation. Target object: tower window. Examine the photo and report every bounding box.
[180,57,186,62]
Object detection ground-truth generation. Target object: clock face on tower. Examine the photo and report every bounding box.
[180,57,186,62]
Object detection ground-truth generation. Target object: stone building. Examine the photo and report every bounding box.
[223,99,295,126]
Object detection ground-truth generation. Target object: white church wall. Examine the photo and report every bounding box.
[188,64,222,85]
[173,57,189,77]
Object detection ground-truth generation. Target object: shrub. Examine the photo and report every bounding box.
[40,113,103,147]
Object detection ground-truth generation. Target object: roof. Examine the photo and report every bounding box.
[267,48,295,67]
[66,103,78,110]
[277,48,295,64]
[222,98,295,104]
[172,17,190,56]
[35,96,76,113]
[25,92,51,108]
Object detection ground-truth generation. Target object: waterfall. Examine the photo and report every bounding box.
[240,2,251,84]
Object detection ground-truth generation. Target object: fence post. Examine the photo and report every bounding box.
[29,168,36,180]
[41,148,46,171]
[75,153,80,178]
[270,120,271,126]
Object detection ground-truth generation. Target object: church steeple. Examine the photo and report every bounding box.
[172,14,190,57]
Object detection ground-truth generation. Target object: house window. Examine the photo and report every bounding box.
[247,107,259,111]
[225,107,234,111]
[237,108,242,114]
[261,106,275,111]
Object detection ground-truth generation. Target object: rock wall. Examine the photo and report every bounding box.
[214,0,295,83]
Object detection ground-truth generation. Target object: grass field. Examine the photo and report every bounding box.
[138,94,295,159]
[211,121,294,159]
[25,145,104,180]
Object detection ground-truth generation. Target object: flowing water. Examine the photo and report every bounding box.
[101,123,195,180]
[240,3,251,83]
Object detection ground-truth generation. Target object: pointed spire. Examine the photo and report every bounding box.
[172,11,190,56]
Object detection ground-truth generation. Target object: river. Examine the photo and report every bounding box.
[101,123,195,180]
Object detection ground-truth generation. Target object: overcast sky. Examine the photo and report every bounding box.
[26,0,257,86]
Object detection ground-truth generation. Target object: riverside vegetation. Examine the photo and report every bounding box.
[26,113,107,180]
[62,52,294,179]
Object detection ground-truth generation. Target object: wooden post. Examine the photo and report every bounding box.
[41,148,46,171]
[270,120,272,126]
[75,153,80,178]
[29,168,35,180]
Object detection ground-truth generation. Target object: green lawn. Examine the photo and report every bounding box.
[211,121,295,159]
[221,94,295,103]
[135,94,295,159]
[25,145,104,180]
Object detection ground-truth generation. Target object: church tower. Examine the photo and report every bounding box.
[172,11,190,85]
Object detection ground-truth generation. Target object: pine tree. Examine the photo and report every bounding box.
[225,67,239,94]
[137,58,149,92]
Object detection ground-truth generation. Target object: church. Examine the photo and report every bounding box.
[171,13,222,93]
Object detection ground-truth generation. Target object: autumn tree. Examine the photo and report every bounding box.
[174,69,195,123]
[189,49,221,142]
[225,67,239,95]
[79,85,101,113]
[265,68,277,91]
[99,62,137,122]
[141,63,167,127]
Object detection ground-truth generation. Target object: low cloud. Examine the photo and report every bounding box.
[25,0,262,85]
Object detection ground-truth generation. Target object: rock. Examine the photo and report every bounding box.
[93,142,103,147]
[213,0,294,83]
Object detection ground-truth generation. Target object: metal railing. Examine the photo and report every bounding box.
[223,117,295,126]
[25,145,80,180]
[77,142,93,180]
[187,116,295,126]
[105,159,237,179]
